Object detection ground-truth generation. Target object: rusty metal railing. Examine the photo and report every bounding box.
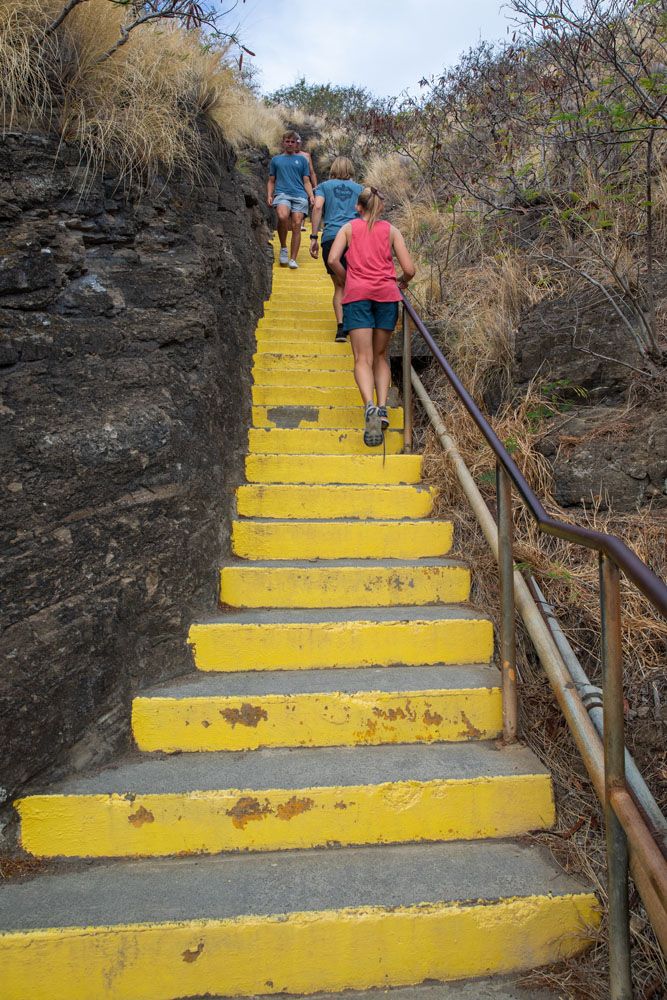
[400,295,667,999]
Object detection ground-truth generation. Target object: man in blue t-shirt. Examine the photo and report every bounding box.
[309,156,363,340]
[267,131,314,270]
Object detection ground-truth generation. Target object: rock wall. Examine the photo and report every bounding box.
[515,288,667,510]
[0,131,272,812]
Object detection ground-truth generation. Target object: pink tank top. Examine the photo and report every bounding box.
[342,218,401,304]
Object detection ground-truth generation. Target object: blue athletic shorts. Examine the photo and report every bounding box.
[273,192,309,215]
[342,299,399,332]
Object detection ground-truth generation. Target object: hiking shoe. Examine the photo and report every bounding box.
[335,324,347,343]
[288,258,299,269]
[363,403,383,447]
[377,405,389,429]
[279,247,288,266]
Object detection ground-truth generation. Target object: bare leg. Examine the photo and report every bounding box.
[349,328,375,405]
[275,205,290,248]
[331,274,344,324]
[372,328,393,406]
[290,213,304,260]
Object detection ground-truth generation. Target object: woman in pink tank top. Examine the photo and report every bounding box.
[328,188,415,447]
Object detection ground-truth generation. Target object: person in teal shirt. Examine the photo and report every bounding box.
[267,131,314,269]
[309,157,363,340]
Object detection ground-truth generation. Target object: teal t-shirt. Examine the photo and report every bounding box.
[269,153,310,198]
[315,179,363,242]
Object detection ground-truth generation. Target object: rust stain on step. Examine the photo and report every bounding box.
[220,703,269,728]
[182,941,205,963]
[276,795,315,821]
[127,805,155,828]
[460,711,482,740]
[226,796,271,829]
[423,709,444,727]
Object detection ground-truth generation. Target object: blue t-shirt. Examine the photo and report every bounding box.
[269,153,310,199]
[315,179,364,242]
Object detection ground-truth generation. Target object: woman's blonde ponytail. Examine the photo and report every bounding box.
[357,186,385,230]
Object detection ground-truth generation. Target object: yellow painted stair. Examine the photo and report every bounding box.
[1,238,599,999]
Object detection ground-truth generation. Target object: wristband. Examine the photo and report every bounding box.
[310,234,318,240]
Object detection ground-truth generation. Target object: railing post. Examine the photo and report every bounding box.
[496,462,518,742]
[600,553,633,1000]
[402,304,413,454]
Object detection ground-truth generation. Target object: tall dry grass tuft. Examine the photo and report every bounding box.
[0,0,282,184]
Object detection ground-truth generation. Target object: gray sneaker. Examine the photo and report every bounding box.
[377,405,389,429]
[279,247,288,266]
[363,403,383,447]
[288,258,299,269]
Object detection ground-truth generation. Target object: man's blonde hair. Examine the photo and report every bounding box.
[329,156,354,180]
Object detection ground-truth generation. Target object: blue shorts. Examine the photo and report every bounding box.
[273,192,309,215]
[343,299,399,332]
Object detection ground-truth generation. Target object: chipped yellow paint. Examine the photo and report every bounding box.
[220,560,466,607]
[132,687,501,752]
[247,428,404,456]
[234,483,434,521]
[251,405,404,430]
[0,894,600,1000]
[256,317,334,332]
[188,615,491,671]
[252,369,357,388]
[245,453,423,485]
[17,773,554,858]
[231,518,453,560]
[252,385,362,406]
[254,340,350,356]
[255,328,351,343]
[252,353,353,371]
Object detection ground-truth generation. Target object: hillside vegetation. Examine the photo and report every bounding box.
[0,0,283,184]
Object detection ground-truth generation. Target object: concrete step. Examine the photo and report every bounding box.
[199,980,559,1000]
[235,484,434,520]
[231,518,453,559]
[252,405,404,430]
[252,369,358,388]
[253,353,353,370]
[262,305,335,318]
[246,453,423,484]
[253,385,368,407]
[256,331,350,346]
[188,606,493,672]
[16,742,554,858]
[132,664,502,752]
[0,841,599,998]
[254,340,350,356]
[247,428,404,456]
[220,557,468,607]
[257,317,336,333]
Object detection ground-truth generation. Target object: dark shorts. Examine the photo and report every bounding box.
[342,299,399,332]
[321,239,348,278]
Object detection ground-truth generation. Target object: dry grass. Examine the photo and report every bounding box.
[0,0,282,184]
[417,370,667,999]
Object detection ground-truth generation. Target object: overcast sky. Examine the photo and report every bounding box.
[234,1,513,98]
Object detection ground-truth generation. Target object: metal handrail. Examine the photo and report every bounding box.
[400,295,667,999]
[401,297,667,615]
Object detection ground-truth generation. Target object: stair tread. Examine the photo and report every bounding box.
[0,839,590,932]
[27,742,548,797]
[194,605,488,625]
[222,978,555,1000]
[137,664,501,699]
[222,557,465,569]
